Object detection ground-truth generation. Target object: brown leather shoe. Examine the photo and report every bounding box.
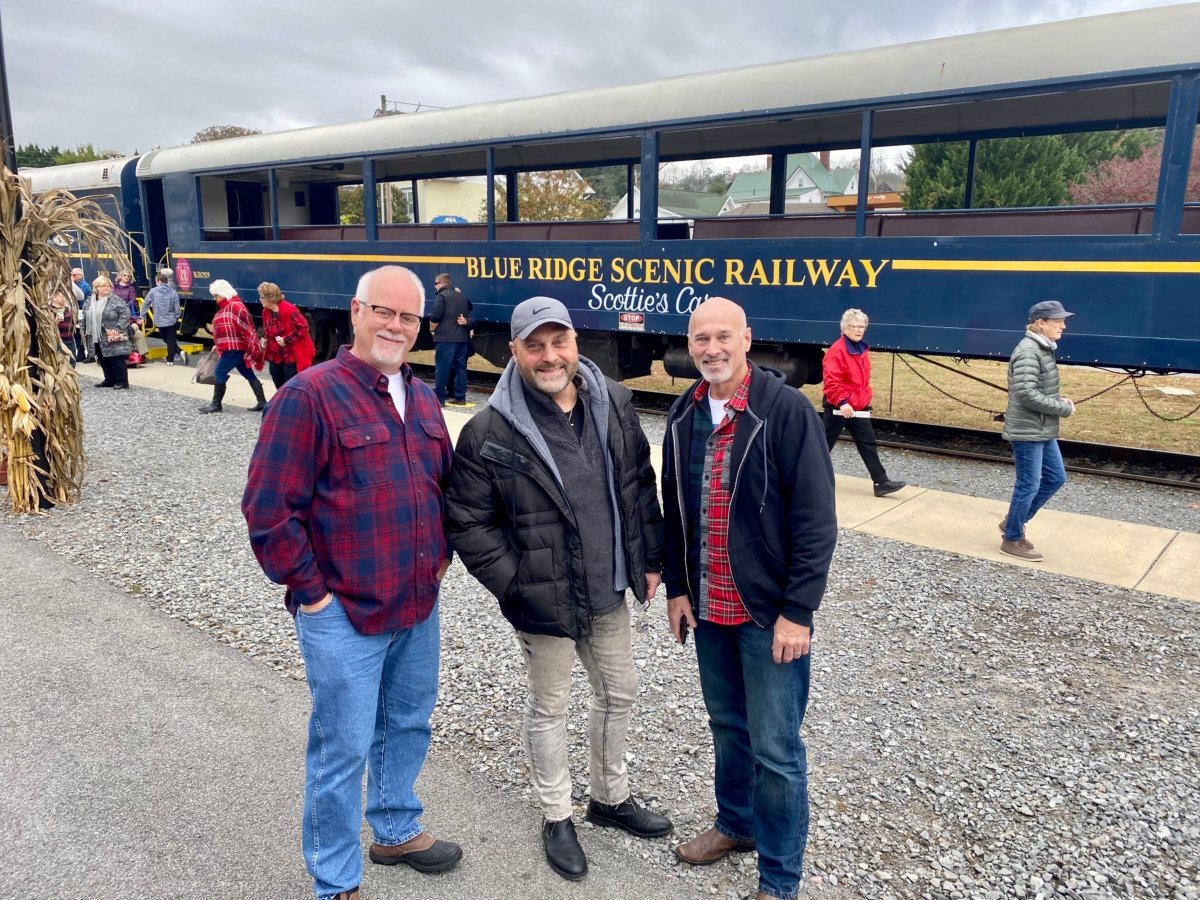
[370,832,462,873]
[673,826,756,866]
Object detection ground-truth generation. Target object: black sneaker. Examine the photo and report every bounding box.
[873,480,905,497]
[585,796,673,838]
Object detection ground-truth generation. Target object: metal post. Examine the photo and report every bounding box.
[486,148,495,240]
[639,132,660,242]
[855,111,874,237]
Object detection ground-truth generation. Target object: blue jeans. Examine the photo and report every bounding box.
[1003,439,1067,541]
[214,349,260,385]
[295,597,441,899]
[433,342,468,404]
[695,620,812,900]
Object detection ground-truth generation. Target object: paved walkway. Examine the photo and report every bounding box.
[0,521,702,899]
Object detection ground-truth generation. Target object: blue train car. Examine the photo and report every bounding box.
[32,5,1200,379]
[23,156,156,287]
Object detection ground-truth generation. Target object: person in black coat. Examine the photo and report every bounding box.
[428,273,474,407]
[446,297,671,882]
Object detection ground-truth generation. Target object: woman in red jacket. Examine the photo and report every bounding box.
[257,282,316,388]
[822,308,905,497]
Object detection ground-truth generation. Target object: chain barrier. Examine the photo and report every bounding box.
[895,354,1005,416]
[892,355,1200,424]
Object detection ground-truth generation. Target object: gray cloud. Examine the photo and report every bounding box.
[5,0,1185,155]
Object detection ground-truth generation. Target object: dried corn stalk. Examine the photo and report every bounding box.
[0,159,141,513]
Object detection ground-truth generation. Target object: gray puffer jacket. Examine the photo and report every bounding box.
[1002,331,1073,442]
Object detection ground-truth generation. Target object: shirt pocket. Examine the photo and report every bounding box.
[337,423,394,490]
[416,420,449,479]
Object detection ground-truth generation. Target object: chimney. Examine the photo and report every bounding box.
[819,150,831,170]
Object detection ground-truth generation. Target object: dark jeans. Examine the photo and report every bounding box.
[214,349,260,385]
[823,403,888,485]
[268,361,298,389]
[158,324,180,361]
[95,344,128,387]
[1003,439,1067,541]
[74,329,88,361]
[434,341,469,404]
[695,619,812,900]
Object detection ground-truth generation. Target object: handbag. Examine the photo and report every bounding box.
[131,324,150,356]
[193,350,219,385]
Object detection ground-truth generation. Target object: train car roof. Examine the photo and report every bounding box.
[137,4,1200,178]
[22,157,138,193]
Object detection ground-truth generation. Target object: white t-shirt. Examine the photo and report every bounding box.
[708,394,728,427]
[386,372,407,421]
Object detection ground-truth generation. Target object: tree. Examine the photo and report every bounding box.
[338,184,410,224]
[1070,135,1200,204]
[902,130,1155,209]
[191,125,262,144]
[581,166,630,211]
[485,170,608,222]
[661,160,737,194]
[16,143,119,167]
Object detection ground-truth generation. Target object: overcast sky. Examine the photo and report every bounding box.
[5,0,1190,155]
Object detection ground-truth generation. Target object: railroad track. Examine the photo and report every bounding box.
[414,364,1200,490]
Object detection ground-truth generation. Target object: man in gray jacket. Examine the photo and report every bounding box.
[445,297,671,882]
[1000,299,1076,562]
[142,273,185,365]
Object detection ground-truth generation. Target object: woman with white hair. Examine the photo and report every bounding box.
[85,276,132,389]
[821,308,905,497]
[200,279,267,413]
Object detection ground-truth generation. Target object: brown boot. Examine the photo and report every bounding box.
[369,832,462,873]
[673,826,756,866]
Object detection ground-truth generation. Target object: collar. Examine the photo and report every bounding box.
[337,345,413,397]
[691,365,752,414]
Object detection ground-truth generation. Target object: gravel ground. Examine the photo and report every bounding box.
[12,378,1200,900]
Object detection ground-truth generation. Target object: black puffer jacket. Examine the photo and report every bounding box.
[446,359,663,639]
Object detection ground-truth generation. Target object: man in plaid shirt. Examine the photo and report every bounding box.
[242,266,461,900]
[660,297,837,900]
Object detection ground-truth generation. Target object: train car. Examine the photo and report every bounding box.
[35,5,1200,377]
[21,156,157,288]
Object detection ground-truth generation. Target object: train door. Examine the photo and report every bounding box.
[140,178,170,269]
[225,180,266,239]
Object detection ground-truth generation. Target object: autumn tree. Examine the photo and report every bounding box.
[486,170,608,221]
[1070,135,1200,204]
[191,125,262,143]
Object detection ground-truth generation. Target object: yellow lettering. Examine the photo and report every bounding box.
[610,258,626,282]
[784,260,807,286]
[725,259,747,286]
[835,260,859,288]
[466,257,481,279]
[626,259,643,284]
[588,258,602,281]
[804,259,840,286]
[663,258,682,284]
[527,258,544,279]
[860,258,890,288]
[696,258,715,286]
[748,258,770,286]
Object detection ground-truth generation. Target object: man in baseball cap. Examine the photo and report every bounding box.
[447,295,671,881]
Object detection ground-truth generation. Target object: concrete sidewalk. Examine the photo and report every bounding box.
[0,520,701,899]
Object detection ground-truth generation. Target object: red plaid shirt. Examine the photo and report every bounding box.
[242,348,453,635]
[693,368,754,626]
[212,296,264,368]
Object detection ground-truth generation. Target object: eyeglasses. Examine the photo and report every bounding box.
[359,302,421,327]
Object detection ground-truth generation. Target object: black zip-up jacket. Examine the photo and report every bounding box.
[446,367,663,639]
[661,364,837,628]
[429,286,474,343]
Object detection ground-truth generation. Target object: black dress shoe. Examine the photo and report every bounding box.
[542,818,587,881]
[585,796,674,838]
[873,480,905,497]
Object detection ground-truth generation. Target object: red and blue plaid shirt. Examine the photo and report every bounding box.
[242,347,453,635]
[691,368,754,626]
[213,296,264,367]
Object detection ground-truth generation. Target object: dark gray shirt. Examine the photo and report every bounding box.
[523,380,624,618]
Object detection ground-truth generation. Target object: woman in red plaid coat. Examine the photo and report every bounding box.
[200,279,268,414]
[257,282,317,389]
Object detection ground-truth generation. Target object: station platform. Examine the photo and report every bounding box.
[88,357,1199,606]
